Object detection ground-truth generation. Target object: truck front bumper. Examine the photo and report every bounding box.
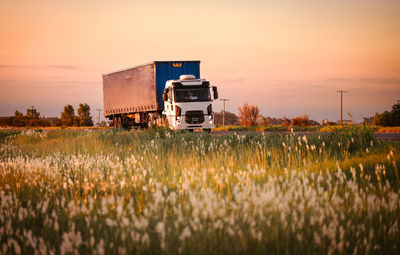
[172,115,214,130]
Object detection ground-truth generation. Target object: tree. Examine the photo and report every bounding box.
[13,111,25,127]
[370,101,400,127]
[238,103,260,126]
[77,103,93,126]
[291,115,309,126]
[0,117,13,127]
[73,116,81,127]
[26,107,40,118]
[391,101,400,126]
[213,111,239,126]
[61,105,75,126]
[372,111,392,126]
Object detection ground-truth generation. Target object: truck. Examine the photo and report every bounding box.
[103,61,218,131]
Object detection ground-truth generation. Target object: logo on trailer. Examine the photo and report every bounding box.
[172,63,182,67]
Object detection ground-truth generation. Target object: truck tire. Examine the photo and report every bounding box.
[117,116,122,129]
[113,117,118,129]
[203,129,211,133]
[162,115,169,127]
[147,114,153,129]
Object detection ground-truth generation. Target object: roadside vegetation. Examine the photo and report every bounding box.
[1,127,399,254]
[213,101,400,133]
[0,103,98,128]
[370,101,400,127]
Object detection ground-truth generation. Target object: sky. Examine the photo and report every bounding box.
[0,0,399,123]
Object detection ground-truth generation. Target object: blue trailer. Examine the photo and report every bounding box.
[154,61,200,110]
[103,61,203,128]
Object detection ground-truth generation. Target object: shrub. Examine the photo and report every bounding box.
[238,103,260,126]
[291,115,309,126]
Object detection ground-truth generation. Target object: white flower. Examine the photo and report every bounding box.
[155,222,165,235]
[179,227,192,241]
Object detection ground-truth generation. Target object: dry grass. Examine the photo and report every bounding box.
[0,128,399,254]
[377,126,400,133]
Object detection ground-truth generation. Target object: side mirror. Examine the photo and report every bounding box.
[163,89,169,101]
[212,86,218,100]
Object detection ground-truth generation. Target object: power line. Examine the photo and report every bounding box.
[96,109,102,125]
[337,90,347,124]
[219,99,229,126]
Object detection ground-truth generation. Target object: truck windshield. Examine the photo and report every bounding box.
[174,88,211,102]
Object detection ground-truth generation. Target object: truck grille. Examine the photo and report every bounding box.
[185,111,204,124]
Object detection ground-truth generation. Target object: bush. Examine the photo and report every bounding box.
[372,101,400,126]
[291,115,309,126]
[238,103,260,126]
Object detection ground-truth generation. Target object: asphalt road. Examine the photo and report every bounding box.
[374,132,400,141]
[212,130,400,141]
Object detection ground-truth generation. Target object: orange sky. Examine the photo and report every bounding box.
[1,0,399,122]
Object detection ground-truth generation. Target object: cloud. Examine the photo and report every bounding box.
[323,77,400,84]
[0,64,80,70]
[222,77,245,83]
[46,65,79,70]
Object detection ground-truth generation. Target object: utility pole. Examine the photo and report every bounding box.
[337,90,347,124]
[220,99,229,126]
[96,109,102,126]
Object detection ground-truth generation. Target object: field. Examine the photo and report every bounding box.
[1,128,400,254]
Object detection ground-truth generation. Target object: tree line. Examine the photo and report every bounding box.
[214,103,320,127]
[0,103,94,127]
[370,101,400,126]
[218,101,400,127]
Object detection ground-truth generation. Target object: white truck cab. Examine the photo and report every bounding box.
[162,75,218,131]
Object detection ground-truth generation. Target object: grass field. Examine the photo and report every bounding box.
[1,128,399,254]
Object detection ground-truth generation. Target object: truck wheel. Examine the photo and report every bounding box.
[113,117,118,128]
[203,129,211,133]
[162,115,169,127]
[147,116,153,129]
[117,117,122,129]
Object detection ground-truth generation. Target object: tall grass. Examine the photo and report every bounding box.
[0,127,399,254]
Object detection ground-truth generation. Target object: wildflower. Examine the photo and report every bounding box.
[179,227,192,241]
[105,218,115,227]
[54,221,59,232]
[155,222,165,236]
[141,233,150,246]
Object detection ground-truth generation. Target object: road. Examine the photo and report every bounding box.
[211,130,400,141]
[374,132,400,141]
